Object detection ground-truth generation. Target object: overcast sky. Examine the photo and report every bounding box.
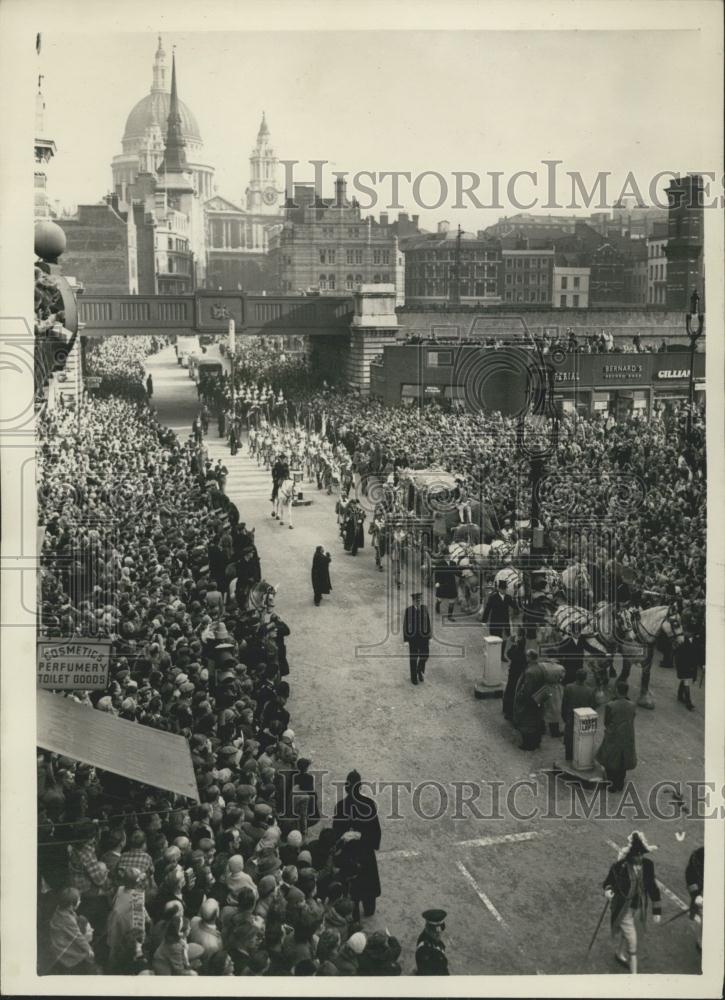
[39,29,714,229]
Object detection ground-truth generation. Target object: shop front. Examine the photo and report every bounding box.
[373,343,705,415]
[551,353,705,418]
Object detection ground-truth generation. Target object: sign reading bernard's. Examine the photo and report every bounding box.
[37,639,111,691]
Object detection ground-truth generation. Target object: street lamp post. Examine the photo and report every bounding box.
[685,289,704,439]
[228,318,236,451]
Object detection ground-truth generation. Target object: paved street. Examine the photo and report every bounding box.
[149,345,704,976]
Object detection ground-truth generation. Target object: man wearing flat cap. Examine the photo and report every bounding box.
[415,909,449,975]
[403,592,432,686]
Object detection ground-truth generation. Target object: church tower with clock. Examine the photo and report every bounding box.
[245,113,283,215]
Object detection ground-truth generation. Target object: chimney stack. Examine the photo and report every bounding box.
[438,220,450,234]
[380,212,389,227]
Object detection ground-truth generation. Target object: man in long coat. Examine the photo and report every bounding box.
[403,592,431,685]
[311,547,332,606]
[602,830,661,973]
[481,579,515,659]
[332,769,381,922]
[513,649,546,750]
[595,680,637,791]
[561,668,598,761]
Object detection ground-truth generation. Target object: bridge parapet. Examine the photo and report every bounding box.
[79,291,354,336]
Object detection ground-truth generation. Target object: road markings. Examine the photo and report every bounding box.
[455,860,507,926]
[455,830,546,849]
[378,848,422,861]
[605,839,688,910]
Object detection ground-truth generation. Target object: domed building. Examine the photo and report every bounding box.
[111,37,215,206]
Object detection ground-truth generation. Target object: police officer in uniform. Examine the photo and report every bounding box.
[415,909,449,975]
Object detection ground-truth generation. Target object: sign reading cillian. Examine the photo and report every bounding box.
[37,639,111,691]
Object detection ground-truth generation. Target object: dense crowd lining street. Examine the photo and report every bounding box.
[34,337,706,977]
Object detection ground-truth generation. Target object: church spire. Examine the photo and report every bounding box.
[257,111,270,141]
[152,34,168,92]
[159,49,188,175]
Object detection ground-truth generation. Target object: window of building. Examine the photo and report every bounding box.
[354,249,362,265]
[373,249,381,264]
[427,350,454,367]
[328,274,336,290]
[373,273,381,283]
[382,273,390,282]
[328,250,336,265]
[573,294,580,307]
[355,273,363,284]
[560,294,567,307]
[382,250,390,264]
[320,250,326,264]
[319,274,327,290]
[573,276,580,288]
[505,291,512,301]
[346,274,354,290]
[561,276,568,290]
[346,250,354,264]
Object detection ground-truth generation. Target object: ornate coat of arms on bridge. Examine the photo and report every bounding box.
[195,294,244,330]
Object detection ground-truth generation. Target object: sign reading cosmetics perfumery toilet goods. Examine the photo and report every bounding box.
[37,689,199,801]
[37,639,111,691]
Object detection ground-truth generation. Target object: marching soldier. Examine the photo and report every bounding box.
[415,909,449,975]
[602,831,661,973]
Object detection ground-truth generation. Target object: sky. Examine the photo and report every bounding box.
[38,29,716,230]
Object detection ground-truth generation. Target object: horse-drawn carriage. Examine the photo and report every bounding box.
[396,468,498,542]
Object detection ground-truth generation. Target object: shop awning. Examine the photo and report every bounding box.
[37,690,199,801]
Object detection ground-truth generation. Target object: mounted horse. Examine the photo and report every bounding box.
[274,477,296,528]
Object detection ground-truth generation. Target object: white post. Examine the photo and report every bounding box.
[475,634,504,699]
[572,707,599,770]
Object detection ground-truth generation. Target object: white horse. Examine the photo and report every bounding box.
[615,604,685,708]
[274,477,295,528]
[494,565,525,602]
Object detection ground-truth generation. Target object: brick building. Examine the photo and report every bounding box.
[647,221,668,305]
[61,202,142,295]
[665,175,705,310]
[403,224,501,305]
[268,179,402,299]
[500,248,554,305]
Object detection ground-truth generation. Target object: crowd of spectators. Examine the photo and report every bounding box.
[36,340,403,977]
[216,340,706,637]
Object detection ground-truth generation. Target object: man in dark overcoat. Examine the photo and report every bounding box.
[595,680,637,790]
[561,667,598,761]
[332,770,381,922]
[403,592,431,685]
[311,547,332,606]
[513,649,546,750]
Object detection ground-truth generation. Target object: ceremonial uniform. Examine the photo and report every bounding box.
[603,831,661,974]
[415,909,449,975]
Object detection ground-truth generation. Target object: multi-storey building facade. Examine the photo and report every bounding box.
[268,180,402,298]
[647,222,668,305]
[403,224,501,305]
[552,263,590,308]
[665,175,704,310]
[500,248,554,305]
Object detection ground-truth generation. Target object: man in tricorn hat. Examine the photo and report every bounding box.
[415,909,449,975]
[602,830,661,973]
